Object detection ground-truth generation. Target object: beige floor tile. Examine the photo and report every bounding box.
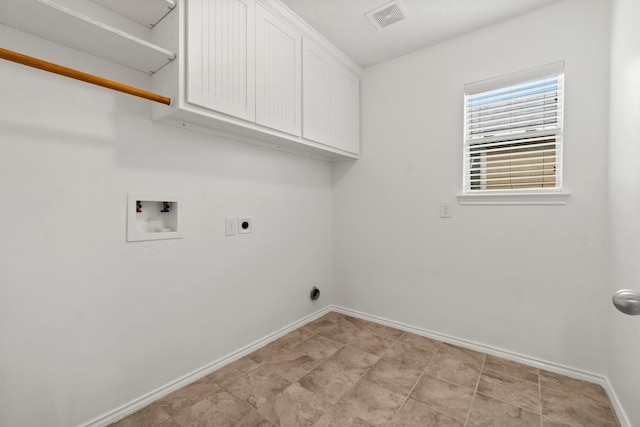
[348,327,396,357]
[383,341,435,371]
[299,364,358,404]
[273,383,333,427]
[312,404,375,427]
[262,349,320,382]
[171,389,270,427]
[301,319,336,335]
[426,351,483,389]
[357,320,405,341]
[298,345,378,403]
[295,334,344,360]
[483,355,539,384]
[249,340,289,365]
[477,369,540,413]
[542,418,578,427]
[337,315,368,331]
[305,315,335,327]
[110,402,177,427]
[344,317,404,340]
[157,377,221,417]
[210,356,261,385]
[389,399,464,427]
[410,374,474,421]
[335,379,406,425]
[276,328,316,350]
[467,393,540,427]
[541,387,619,427]
[397,332,442,355]
[363,358,423,396]
[316,321,361,343]
[330,344,380,368]
[225,366,291,424]
[438,343,486,368]
[540,370,610,405]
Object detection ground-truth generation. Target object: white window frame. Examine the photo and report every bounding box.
[457,62,570,205]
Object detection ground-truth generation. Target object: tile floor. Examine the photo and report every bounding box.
[111,312,620,426]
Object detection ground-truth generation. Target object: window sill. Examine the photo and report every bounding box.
[456,191,571,205]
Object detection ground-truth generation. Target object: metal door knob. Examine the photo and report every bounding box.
[612,289,640,315]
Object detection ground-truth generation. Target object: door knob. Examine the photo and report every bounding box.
[612,289,640,315]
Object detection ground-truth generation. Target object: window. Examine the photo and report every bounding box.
[463,63,564,194]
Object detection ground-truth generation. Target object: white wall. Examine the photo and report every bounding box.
[0,26,333,427]
[608,0,640,424]
[334,0,611,374]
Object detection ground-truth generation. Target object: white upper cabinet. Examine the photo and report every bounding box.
[303,38,359,154]
[302,40,333,145]
[186,0,256,122]
[332,66,360,154]
[255,5,302,136]
[152,0,361,161]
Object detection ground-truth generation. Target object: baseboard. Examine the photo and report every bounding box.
[332,305,631,427]
[603,376,632,427]
[81,306,332,427]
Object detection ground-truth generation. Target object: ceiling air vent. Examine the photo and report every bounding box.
[365,0,408,31]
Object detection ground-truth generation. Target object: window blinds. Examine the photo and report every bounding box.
[463,69,564,192]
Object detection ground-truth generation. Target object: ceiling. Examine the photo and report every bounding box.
[279,0,560,68]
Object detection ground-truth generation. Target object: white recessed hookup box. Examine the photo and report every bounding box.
[127,193,184,242]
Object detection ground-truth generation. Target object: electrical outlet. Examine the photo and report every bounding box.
[238,217,252,234]
[440,202,452,218]
[225,217,238,236]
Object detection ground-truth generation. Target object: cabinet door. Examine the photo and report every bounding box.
[255,5,301,136]
[333,66,360,154]
[302,39,333,145]
[186,0,256,121]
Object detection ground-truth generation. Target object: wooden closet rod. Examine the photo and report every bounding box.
[0,48,171,105]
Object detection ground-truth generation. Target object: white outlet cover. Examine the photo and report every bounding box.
[238,217,252,234]
[225,217,238,236]
[440,201,452,218]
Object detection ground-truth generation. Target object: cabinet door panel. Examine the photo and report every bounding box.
[333,67,360,154]
[187,0,256,121]
[255,5,301,136]
[302,40,332,145]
